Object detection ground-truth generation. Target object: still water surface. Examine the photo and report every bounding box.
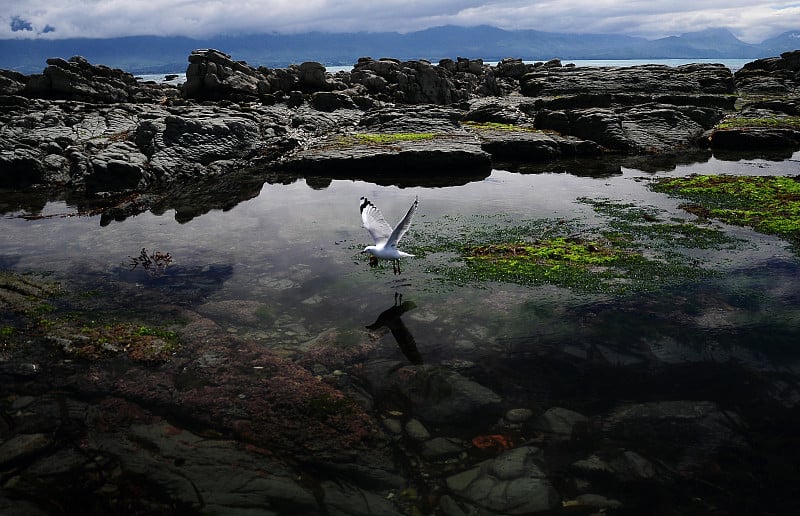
[3,152,799,397]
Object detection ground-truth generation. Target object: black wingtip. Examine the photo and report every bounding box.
[359,196,371,214]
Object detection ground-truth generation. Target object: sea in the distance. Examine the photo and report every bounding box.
[137,58,754,85]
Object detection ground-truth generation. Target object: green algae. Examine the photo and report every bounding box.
[716,116,800,130]
[407,202,739,294]
[0,271,63,316]
[62,320,181,363]
[650,174,800,251]
[581,197,745,251]
[1,269,182,363]
[460,236,639,292]
[461,121,539,132]
[347,132,439,145]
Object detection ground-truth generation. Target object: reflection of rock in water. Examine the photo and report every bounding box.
[110,262,235,308]
[366,292,422,364]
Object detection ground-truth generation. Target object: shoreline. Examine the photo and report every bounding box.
[134,57,755,83]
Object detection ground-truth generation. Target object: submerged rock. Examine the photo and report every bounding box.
[533,406,589,440]
[445,445,560,514]
[600,400,746,472]
[386,364,502,424]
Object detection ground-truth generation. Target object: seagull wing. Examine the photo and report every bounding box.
[360,197,393,245]
[386,196,418,248]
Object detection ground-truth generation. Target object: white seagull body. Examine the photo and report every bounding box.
[360,196,418,273]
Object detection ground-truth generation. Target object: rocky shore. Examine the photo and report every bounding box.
[2,49,800,218]
[2,50,800,515]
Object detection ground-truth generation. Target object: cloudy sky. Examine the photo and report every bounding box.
[2,1,799,43]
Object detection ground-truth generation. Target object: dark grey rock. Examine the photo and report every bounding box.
[311,91,357,111]
[351,57,473,104]
[0,69,27,95]
[404,418,431,441]
[0,147,46,187]
[0,433,53,466]
[299,61,334,91]
[710,127,800,149]
[568,108,630,151]
[438,494,469,516]
[0,496,48,516]
[278,131,491,182]
[320,480,402,516]
[600,400,746,472]
[421,437,465,460]
[18,55,172,103]
[735,50,800,94]
[283,102,507,181]
[521,63,735,97]
[385,364,502,424]
[533,407,589,439]
[185,48,268,101]
[495,57,533,79]
[472,126,569,161]
[505,408,534,423]
[92,421,320,514]
[445,445,560,514]
[571,449,657,482]
[619,104,708,152]
[86,140,148,192]
[145,109,263,179]
[573,493,623,510]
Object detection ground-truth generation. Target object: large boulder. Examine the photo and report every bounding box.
[298,61,337,91]
[0,69,27,95]
[735,49,800,94]
[184,48,270,101]
[20,55,170,103]
[350,57,479,104]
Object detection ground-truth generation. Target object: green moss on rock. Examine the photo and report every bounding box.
[651,174,800,250]
[461,121,539,132]
[715,116,800,130]
[343,132,440,145]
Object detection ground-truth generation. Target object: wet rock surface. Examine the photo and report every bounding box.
[3,49,800,216]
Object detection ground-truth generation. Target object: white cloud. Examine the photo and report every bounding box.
[0,0,798,42]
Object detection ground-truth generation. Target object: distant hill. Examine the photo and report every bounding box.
[0,25,796,74]
[759,30,800,56]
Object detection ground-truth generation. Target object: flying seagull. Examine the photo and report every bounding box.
[360,196,418,274]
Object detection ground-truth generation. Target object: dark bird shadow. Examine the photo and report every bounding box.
[366,292,423,364]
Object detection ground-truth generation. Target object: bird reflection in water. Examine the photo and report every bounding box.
[366,292,423,364]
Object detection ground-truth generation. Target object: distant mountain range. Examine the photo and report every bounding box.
[2,25,800,74]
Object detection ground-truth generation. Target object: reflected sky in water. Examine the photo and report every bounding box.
[2,151,799,385]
